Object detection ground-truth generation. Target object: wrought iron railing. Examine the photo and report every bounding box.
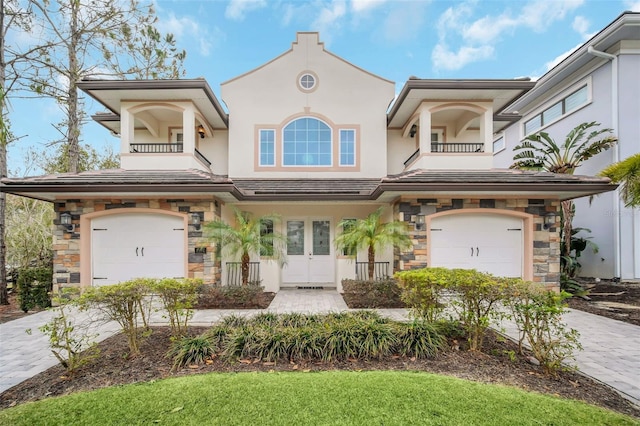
[404,149,420,167]
[195,148,212,167]
[355,261,390,281]
[430,142,484,153]
[129,143,183,153]
[226,262,261,286]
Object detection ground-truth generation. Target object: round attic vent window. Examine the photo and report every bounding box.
[298,72,318,92]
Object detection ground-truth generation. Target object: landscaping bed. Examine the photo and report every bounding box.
[341,279,406,308]
[567,280,640,326]
[195,285,275,309]
[1,325,638,419]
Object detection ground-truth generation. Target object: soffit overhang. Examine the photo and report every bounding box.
[2,169,615,204]
[387,79,535,133]
[77,79,229,131]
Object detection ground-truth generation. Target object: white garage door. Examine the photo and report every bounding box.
[91,213,185,286]
[430,214,523,278]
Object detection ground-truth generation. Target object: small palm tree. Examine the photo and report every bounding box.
[205,208,286,286]
[511,121,617,256]
[599,153,640,208]
[334,207,411,280]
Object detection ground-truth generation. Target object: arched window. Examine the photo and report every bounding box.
[282,118,332,166]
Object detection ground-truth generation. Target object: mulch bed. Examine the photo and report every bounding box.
[1,326,638,419]
[0,293,44,324]
[567,281,640,326]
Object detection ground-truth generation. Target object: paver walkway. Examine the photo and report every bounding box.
[1,289,639,408]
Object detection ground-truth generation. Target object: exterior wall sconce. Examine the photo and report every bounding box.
[191,212,202,230]
[197,125,206,139]
[415,214,425,231]
[60,212,75,233]
[409,124,417,138]
[543,212,558,230]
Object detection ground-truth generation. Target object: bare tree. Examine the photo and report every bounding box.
[26,0,185,173]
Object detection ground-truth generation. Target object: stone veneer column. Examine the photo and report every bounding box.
[52,198,221,291]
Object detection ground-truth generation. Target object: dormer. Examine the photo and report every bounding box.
[78,79,228,172]
[387,79,534,174]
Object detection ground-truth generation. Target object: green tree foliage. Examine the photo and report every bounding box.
[334,207,411,280]
[37,143,119,174]
[205,208,286,286]
[599,153,640,208]
[5,194,53,269]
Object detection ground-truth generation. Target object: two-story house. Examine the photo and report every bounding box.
[1,32,615,293]
[494,11,640,282]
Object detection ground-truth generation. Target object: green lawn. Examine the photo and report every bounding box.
[0,371,636,425]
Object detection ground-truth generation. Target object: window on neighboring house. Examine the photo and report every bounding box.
[283,117,332,166]
[259,129,275,166]
[339,129,356,166]
[524,84,589,135]
[493,136,505,153]
[341,218,357,256]
[260,219,274,256]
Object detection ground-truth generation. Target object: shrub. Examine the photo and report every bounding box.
[507,280,582,375]
[167,335,215,370]
[152,278,202,337]
[341,279,405,308]
[395,267,453,321]
[37,288,99,375]
[17,266,53,312]
[79,278,154,357]
[448,269,509,352]
[394,320,447,358]
[196,284,271,309]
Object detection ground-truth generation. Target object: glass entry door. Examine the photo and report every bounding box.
[282,218,334,285]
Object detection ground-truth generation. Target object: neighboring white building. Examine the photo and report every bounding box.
[2,31,616,292]
[494,11,640,281]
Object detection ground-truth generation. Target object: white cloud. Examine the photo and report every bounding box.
[312,0,348,41]
[159,13,221,57]
[432,44,494,71]
[225,0,267,21]
[432,0,585,71]
[351,0,386,13]
[572,15,595,40]
[626,0,640,12]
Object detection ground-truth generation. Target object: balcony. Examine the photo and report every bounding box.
[128,143,211,168]
[431,142,484,153]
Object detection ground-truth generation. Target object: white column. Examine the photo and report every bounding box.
[418,105,432,153]
[482,107,493,153]
[120,106,134,155]
[182,106,196,154]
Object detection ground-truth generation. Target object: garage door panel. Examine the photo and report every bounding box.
[91,214,185,286]
[430,214,523,278]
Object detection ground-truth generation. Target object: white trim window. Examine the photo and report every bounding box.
[339,129,356,166]
[493,135,505,154]
[259,129,275,166]
[524,83,589,136]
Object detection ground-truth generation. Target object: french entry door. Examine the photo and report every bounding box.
[282,218,334,285]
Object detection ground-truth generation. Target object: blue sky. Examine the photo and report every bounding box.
[7,0,637,175]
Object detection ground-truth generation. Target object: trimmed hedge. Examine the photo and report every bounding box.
[196,284,274,309]
[342,279,405,308]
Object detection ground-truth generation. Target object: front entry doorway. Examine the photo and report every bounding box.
[282,218,334,286]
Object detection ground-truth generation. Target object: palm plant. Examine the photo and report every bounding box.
[599,153,640,208]
[511,121,617,258]
[334,207,411,280]
[205,208,286,286]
